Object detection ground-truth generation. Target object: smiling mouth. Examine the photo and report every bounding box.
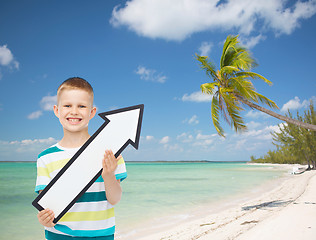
[67,118,82,123]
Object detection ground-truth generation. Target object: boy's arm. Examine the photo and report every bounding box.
[101,150,122,205]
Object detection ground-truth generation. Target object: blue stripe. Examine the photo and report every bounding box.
[38,146,63,158]
[54,225,115,237]
[45,230,114,239]
[76,191,107,203]
[35,184,46,194]
[115,172,127,182]
[95,175,104,182]
[95,172,127,182]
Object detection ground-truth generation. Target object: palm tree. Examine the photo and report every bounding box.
[196,35,316,137]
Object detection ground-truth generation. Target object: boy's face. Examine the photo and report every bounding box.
[53,89,96,134]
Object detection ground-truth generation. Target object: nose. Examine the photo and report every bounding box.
[70,106,79,115]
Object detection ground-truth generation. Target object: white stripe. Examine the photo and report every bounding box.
[37,160,47,168]
[68,201,113,213]
[115,163,126,175]
[49,169,63,178]
[36,176,50,186]
[45,227,69,236]
[39,150,74,165]
[86,182,104,192]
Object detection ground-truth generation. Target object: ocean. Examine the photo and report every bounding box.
[0,161,287,239]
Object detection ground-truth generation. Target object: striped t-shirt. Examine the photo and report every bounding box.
[35,143,127,238]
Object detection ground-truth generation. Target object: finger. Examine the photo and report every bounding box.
[39,210,52,225]
[103,150,111,165]
[105,149,114,159]
[43,210,54,222]
[105,150,116,164]
[102,155,106,168]
[38,209,50,218]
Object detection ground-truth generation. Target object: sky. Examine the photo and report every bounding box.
[0,0,315,162]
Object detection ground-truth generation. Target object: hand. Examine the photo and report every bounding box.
[37,209,56,227]
[102,150,121,179]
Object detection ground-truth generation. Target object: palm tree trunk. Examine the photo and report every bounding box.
[304,152,311,170]
[234,95,316,131]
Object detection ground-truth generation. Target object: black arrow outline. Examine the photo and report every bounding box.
[32,104,144,223]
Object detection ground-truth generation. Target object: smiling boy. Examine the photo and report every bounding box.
[35,77,126,240]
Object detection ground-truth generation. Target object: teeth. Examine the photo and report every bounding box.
[68,118,80,122]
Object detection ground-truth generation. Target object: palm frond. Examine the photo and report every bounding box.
[195,54,218,80]
[254,91,279,109]
[219,88,247,133]
[200,82,218,95]
[236,71,273,86]
[227,104,247,133]
[221,35,257,71]
[218,89,230,126]
[229,77,256,102]
[211,95,225,137]
[234,49,257,70]
[220,66,240,76]
[220,35,239,68]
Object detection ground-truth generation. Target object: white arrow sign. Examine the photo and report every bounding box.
[32,104,144,223]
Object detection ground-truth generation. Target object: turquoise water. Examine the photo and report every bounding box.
[0,162,286,239]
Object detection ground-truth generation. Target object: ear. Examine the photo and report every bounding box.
[53,105,59,118]
[89,106,97,120]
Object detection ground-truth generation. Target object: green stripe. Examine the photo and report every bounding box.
[95,175,104,182]
[38,146,63,158]
[77,191,107,203]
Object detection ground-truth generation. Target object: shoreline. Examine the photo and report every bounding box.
[116,164,315,240]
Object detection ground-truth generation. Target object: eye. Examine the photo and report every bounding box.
[64,105,71,108]
[79,105,87,108]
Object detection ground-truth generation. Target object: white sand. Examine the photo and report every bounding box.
[117,165,316,240]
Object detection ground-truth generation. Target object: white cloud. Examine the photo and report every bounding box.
[163,143,183,152]
[145,135,154,141]
[245,110,270,119]
[0,137,58,161]
[135,65,167,83]
[239,34,266,49]
[281,96,310,112]
[242,124,283,140]
[194,133,215,147]
[27,110,43,120]
[28,95,57,120]
[177,132,194,143]
[189,115,199,125]
[196,133,216,140]
[198,41,213,56]
[0,45,19,68]
[0,45,19,79]
[160,136,170,144]
[246,121,262,129]
[40,95,57,111]
[181,91,212,102]
[183,115,199,125]
[110,0,316,41]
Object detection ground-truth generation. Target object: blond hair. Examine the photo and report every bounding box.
[57,77,94,103]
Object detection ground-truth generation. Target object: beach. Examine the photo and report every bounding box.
[1,162,314,240]
[129,165,316,240]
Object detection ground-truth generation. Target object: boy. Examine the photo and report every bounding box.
[35,77,126,240]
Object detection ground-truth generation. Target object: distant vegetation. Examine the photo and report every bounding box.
[250,101,316,170]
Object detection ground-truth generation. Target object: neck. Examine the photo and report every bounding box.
[59,130,90,148]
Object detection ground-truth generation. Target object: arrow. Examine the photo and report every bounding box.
[32,104,144,223]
